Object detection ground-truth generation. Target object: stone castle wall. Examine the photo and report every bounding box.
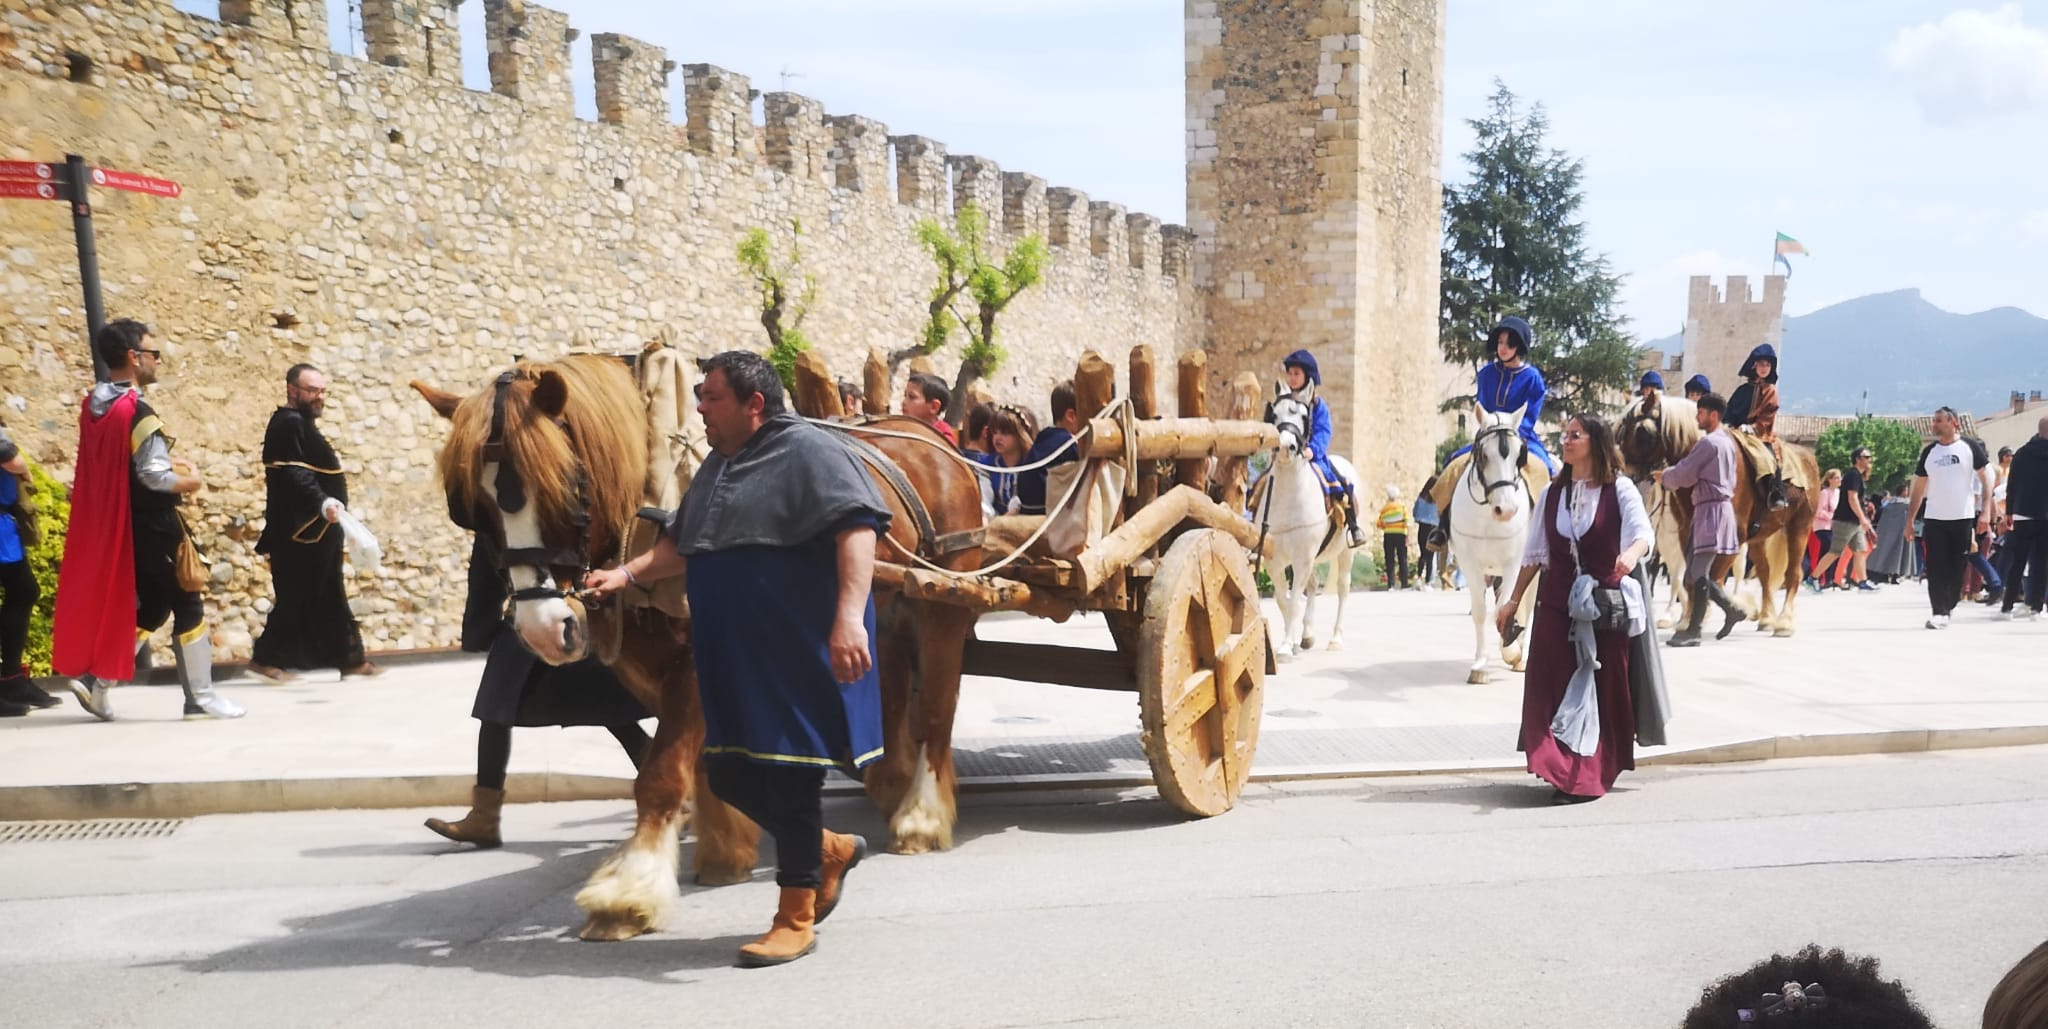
[0,0,1193,657]
[1680,274,1785,390]
[1186,0,1445,507]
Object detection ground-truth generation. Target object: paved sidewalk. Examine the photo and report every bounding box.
[4,580,2043,819]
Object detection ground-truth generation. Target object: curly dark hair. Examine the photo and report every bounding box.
[1679,945,1932,1028]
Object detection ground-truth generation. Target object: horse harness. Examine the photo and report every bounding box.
[481,369,597,605]
[1465,421,1532,506]
[817,418,984,561]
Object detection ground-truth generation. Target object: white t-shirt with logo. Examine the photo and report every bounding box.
[1916,438,1988,521]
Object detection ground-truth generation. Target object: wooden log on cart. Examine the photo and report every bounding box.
[1073,484,1262,594]
[863,348,891,416]
[1217,371,1264,511]
[1128,345,1160,516]
[791,350,845,419]
[1081,418,1278,461]
[1175,351,1210,492]
[1074,350,1115,421]
[893,565,1077,622]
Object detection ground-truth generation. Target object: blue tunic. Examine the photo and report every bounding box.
[1303,397,1349,495]
[1014,427,1077,515]
[687,515,885,771]
[1454,361,1557,473]
[971,449,1016,513]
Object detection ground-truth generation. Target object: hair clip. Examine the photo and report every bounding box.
[1737,981,1827,1021]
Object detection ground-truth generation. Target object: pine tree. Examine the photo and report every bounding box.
[1440,81,1638,421]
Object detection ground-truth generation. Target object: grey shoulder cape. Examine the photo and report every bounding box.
[667,411,894,555]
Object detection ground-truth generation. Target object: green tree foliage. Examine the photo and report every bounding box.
[1440,81,1639,419]
[902,204,1047,421]
[1816,417,1925,493]
[19,461,69,676]
[736,220,814,391]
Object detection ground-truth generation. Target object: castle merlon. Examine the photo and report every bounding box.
[592,33,673,131]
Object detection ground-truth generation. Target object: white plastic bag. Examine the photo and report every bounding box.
[334,508,382,575]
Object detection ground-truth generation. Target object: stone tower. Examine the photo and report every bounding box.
[1186,0,1446,498]
[1680,274,1786,389]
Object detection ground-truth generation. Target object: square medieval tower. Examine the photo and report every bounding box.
[1186,0,1445,500]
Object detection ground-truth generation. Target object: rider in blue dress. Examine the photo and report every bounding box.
[1278,350,1366,548]
[1426,316,1556,551]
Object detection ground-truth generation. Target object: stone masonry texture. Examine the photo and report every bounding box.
[0,0,1441,658]
[1186,0,1446,516]
[1680,274,1786,391]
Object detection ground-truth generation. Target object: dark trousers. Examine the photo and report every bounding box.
[705,755,825,888]
[2001,519,2048,611]
[1382,532,1409,588]
[0,559,35,674]
[1416,529,1439,583]
[134,510,202,639]
[252,533,366,670]
[1967,534,2003,595]
[1923,518,1975,616]
[473,720,648,791]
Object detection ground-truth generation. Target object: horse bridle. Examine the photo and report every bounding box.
[1465,421,1529,505]
[480,369,596,605]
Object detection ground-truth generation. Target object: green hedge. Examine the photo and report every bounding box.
[20,462,69,676]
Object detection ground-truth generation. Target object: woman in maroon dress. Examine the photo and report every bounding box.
[1495,413,1654,803]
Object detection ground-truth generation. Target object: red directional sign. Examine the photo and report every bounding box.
[0,161,56,181]
[0,180,60,200]
[89,167,180,198]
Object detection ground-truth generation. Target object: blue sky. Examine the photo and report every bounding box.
[262,0,2046,336]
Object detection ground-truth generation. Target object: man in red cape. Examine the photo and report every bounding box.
[54,319,243,721]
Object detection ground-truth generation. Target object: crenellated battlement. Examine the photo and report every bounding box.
[2,0,1187,285]
[1680,274,1788,387]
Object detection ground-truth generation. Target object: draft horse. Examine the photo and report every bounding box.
[414,354,985,941]
[1618,392,1819,636]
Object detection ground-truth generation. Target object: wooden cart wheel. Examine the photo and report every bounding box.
[1137,528,1267,817]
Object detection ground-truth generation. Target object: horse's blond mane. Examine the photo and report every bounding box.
[1618,393,1700,477]
[436,354,648,561]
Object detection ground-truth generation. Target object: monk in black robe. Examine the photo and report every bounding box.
[249,364,376,680]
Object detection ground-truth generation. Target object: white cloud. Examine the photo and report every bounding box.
[1886,4,2048,121]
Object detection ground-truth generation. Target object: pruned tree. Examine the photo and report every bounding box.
[893,204,1047,421]
[1440,80,1639,419]
[737,219,815,390]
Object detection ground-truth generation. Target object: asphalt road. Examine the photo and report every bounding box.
[6,746,2047,1027]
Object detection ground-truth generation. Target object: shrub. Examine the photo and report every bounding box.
[20,462,69,676]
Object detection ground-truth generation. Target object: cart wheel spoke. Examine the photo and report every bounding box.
[1138,528,1268,817]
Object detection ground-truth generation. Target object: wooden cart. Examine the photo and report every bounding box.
[811,347,1279,817]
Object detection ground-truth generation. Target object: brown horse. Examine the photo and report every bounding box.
[414,355,757,941]
[1618,392,1819,637]
[415,357,987,936]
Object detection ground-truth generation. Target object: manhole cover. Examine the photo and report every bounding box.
[0,819,187,844]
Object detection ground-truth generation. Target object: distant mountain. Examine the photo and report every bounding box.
[1641,289,2048,417]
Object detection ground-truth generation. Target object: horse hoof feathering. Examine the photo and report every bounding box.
[888,743,956,855]
[572,822,681,941]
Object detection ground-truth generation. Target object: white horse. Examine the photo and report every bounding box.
[1258,391,1360,658]
[1448,406,1539,684]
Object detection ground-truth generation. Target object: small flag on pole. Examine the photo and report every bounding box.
[1772,232,1807,277]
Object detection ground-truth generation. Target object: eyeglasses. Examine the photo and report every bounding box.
[1561,431,1589,441]
[132,348,162,360]
[292,385,327,398]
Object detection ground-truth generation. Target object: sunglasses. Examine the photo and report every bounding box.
[133,348,162,360]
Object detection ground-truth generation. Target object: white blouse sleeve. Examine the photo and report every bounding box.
[1616,476,1653,554]
[1522,485,1552,568]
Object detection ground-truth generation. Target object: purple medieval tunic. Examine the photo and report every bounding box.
[1520,483,1635,797]
[1660,427,1740,555]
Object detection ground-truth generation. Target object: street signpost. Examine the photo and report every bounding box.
[1,154,181,381]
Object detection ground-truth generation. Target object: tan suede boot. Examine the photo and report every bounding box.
[816,831,867,925]
[736,887,818,967]
[424,786,504,848]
